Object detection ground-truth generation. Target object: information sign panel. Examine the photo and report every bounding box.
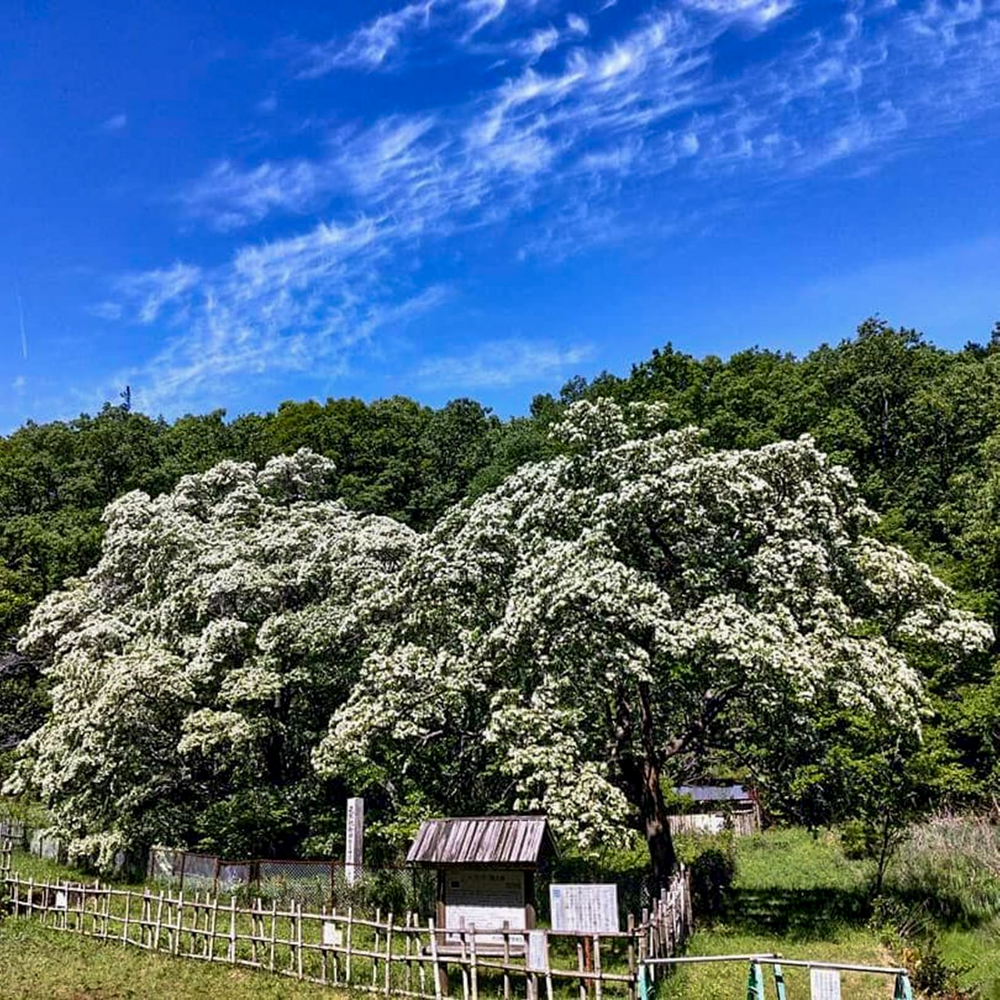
[549,884,619,933]
[810,968,842,1000]
[527,930,548,972]
[444,868,526,946]
[323,922,343,947]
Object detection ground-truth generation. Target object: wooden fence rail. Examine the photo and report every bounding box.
[1,853,690,1000]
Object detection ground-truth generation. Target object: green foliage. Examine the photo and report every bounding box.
[2,315,1000,862]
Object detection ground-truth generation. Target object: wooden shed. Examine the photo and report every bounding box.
[407,816,557,945]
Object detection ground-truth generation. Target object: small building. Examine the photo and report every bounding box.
[407,815,557,946]
[669,784,761,836]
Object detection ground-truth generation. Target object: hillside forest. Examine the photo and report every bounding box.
[2,317,1000,879]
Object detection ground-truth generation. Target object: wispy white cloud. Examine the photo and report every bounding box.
[297,0,434,75]
[102,112,128,132]
[293,0,546,76]
[12,375,26,392]
[89,301,124,321]
[415,338,592,387]
[178,159,323,230]
[115,263,202,324]
[680,0,795,25]
[98,0,1000,411]
[106,217,448,414]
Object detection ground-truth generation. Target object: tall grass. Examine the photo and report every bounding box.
[883,815,1000,928]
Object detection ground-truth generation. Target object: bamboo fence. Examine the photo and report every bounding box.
[0,841,691,999]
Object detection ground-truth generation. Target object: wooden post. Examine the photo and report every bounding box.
[544,934,554,1000]
[320,905,328,985]
[404,912,413,996]
[153,891,164,952]
[459,929,470,1000]
[173,890,184,956]
[429,917,444,1000]
[469,926,479,1000]
[209,894,220,961]
[416,915,427,996]
[373,907,382,988]
[295,901,304,980]
[502,922,511,1000]
[626,914,636,1000]
[385,912,394,995]
[577,936,587,1000]
[346,906,354,985]
[252,897,261,965]
[268,901,278,973]
[593,935,602,1000]
[228,896,237,964]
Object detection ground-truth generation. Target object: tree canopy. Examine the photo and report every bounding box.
[6,401,991,875]
[2,318,1000,870]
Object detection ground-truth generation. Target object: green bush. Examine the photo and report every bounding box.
[674,831,736,919]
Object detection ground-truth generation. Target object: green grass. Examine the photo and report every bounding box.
[5,827,1000,998]
[660,828,1000,1000]
[660,829,892,1000]
[0,917,344,999]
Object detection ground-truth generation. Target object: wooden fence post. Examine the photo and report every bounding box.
[385,912,395,995]
[469,927,479,1000]
[428,917,444,1000]
[228,896,237,964]
[295,901,304,980]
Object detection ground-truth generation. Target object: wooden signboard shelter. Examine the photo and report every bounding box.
[406,815,557,957]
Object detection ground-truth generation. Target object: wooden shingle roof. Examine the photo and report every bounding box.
[407,816,557,868]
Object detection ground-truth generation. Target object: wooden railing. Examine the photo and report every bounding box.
[1,855,690,999]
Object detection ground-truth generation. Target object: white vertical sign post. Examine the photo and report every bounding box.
[345,796,364,886]
[810,968,842,1000]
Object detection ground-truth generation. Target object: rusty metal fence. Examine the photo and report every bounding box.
[148,846,436,913]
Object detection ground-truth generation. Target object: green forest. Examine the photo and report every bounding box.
[2,316,1000,878]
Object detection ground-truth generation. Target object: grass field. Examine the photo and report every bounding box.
[4,828,1000,998]
[661,828,1000,1000]
[0,917,343,999]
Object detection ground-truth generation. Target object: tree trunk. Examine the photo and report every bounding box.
[641,754,676,889]
[638,680,676,888]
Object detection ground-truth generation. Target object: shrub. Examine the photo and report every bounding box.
[675,831,736,919]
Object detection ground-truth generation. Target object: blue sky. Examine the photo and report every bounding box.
[4,0,1000,425]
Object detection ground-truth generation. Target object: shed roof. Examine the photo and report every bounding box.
[407,816,557,868]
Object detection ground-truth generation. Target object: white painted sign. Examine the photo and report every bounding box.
[345,797,364,886]
[549,884,619,933]
[323,922,344,947]
[55,890,68,910]
[810,968,842,1000]
[444,868,526,946]
[527,930,548,972]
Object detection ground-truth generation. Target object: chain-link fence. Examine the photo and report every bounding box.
[148,846,436,913]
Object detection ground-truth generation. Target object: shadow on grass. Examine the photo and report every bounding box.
[720,886,872,939]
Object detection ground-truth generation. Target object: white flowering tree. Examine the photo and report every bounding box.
[315,400,992,885]
[7,450,416,869]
